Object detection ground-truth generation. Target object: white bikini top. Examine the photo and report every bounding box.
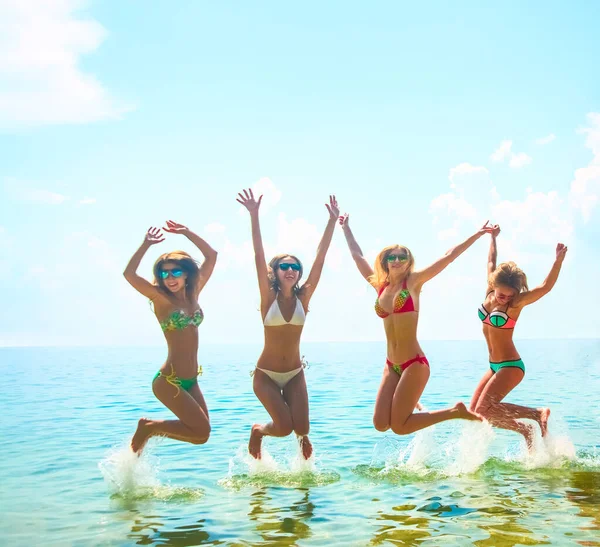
[263,297,306,327]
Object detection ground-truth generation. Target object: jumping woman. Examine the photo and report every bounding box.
[237,189,338,460]
[470,225,566,447]
[124,221,217,454]
[340,214,490,436]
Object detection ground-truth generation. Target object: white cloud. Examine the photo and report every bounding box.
[491,140,532,169]
[570,112,600,222]
[430,192,477,220]
[491,140,513,162]
[509,152,532,169]
[536,133,556,145]
[0,0,132,128]
[79,197,96,205]
[204,222,226,234]
[252,177,281,214]
[448,163,489,183]
[492,190,573,245]
[579,112,600,162]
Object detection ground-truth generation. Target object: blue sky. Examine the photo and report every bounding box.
[0,1,598,346]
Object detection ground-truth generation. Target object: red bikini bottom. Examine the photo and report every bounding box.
[386,355,429,376]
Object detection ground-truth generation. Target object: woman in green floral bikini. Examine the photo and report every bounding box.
[123,220,218,454]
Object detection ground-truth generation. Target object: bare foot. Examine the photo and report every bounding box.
[538,408,551,437]
[131,418,153,454]
[299,435,313,460]
[249,424,263,459]
[454,402,483,422]
[522,423,535,451]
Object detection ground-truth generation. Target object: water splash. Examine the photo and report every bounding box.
[98,443,203,502]
[219,440,340,490]
[444,421,495,476]
[354,414,591,483]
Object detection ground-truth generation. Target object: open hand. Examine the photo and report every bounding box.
[163,220,189,235]
[338,213,350,229]
[477,220,495,236]
[145,227,165,245]
[556,243,568,261]
[236,188,263,213]
[325,195,339,220]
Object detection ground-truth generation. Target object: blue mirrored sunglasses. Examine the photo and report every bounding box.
[160,268,184,279]
[279,263,300,271]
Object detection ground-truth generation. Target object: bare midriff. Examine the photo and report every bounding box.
[483,320,521,362]
[160,328,200,378]
[382,312,424,364]
[258,326,304,372]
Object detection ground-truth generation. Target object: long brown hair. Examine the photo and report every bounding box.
[488,261,529,294]
[268,253,304,295]
[369,244,415,289]
[152,251,200,300]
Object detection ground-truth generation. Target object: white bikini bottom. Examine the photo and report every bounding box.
[254,366,303,389]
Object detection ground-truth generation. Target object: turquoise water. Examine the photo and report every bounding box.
[1,340,599,546]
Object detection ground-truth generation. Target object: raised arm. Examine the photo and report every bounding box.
[487,224,501,279]
[237,188,271,305]
[163,220,218,296]
[123,227,166,300]
[412,221,495,288]
[514,243,568,308]
[302,196,339,300]
[339,213,374,284]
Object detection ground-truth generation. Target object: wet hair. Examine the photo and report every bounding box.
[369,244,415,288]
[267,254,304,295]
[152,251,200,300]
[488,261,529,295]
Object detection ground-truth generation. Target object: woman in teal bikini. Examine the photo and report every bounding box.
[124,220,218,454]
[470,225,567,447]
[340,214,489,436]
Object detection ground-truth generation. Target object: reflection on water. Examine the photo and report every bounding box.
[126,512,222,546]
[567,470,600,539]
[247,488,315,546]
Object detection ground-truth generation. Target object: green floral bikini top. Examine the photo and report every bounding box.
[160,309,204,332]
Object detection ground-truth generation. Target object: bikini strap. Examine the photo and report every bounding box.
[377,283,388,297]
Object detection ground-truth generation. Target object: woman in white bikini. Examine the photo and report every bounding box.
[237,188,338,460]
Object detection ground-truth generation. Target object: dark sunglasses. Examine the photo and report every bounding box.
[279,263,301,271]
[160,268,184,279]
[386,254,408,263]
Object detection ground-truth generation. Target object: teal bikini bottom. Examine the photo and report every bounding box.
[490,358,525,374]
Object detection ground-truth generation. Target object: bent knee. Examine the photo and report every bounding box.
[191,423,211,444]
[390,419,410,435]
[293,423,310,437]
[373,416,390,432]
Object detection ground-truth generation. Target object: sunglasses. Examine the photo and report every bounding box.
[160,268,184,279]
[278,263,301,271]
[386,254,408,263]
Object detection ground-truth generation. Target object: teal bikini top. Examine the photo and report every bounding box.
[160,309,204,332]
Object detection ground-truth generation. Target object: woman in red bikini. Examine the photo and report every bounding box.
[339,214,492,435]
[470,225,567,447]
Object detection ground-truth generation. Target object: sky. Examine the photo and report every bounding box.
[0,0,599,346]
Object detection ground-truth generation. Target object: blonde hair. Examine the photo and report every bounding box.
[489,261,529,294]
[369,245,415,289]
[153,251,200,300]
[267,254,304,295]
